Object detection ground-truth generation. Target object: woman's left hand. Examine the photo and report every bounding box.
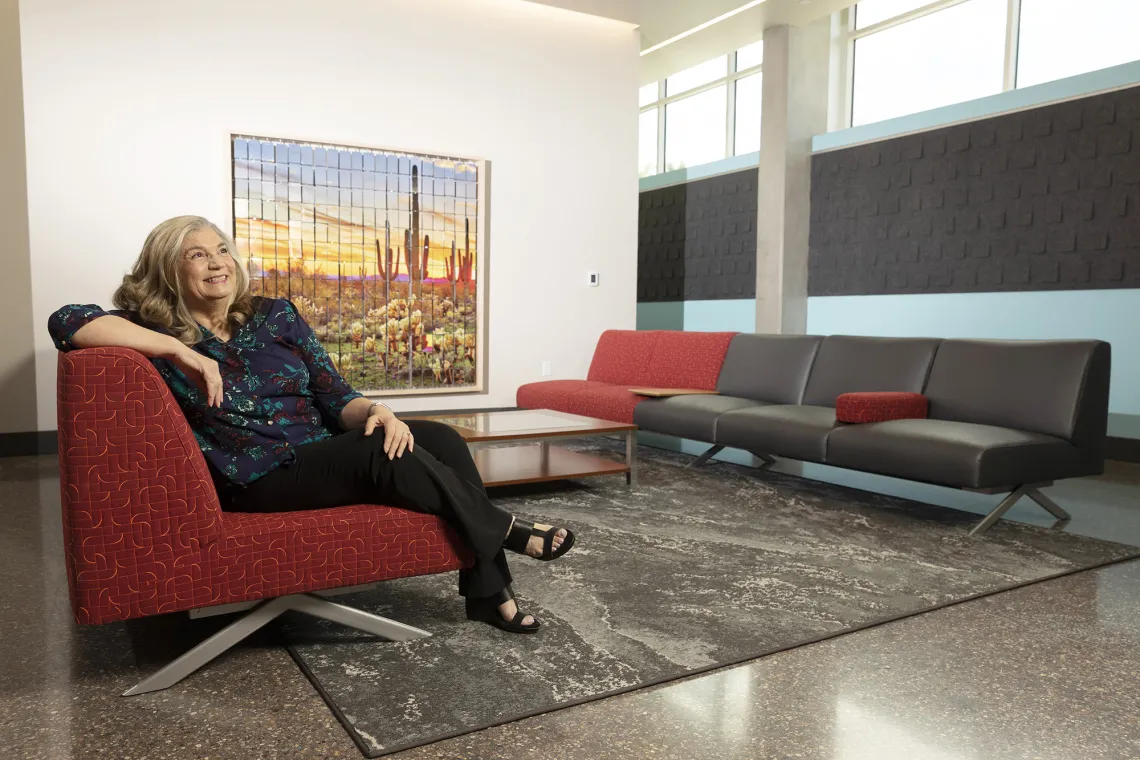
[366,411,414,459]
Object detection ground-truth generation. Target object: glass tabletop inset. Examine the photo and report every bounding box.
[431,411,594,435]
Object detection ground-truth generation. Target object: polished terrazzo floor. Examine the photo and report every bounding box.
[2,452,1138,760]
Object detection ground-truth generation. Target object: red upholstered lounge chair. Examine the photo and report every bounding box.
[56,347,472,696]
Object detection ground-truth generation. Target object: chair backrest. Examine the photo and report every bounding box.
[56,347,223,625]
[716,334,823,404]
[801,336,942,408]
[923,339,1111,449]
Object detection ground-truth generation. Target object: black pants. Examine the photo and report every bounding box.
[218,420,515,600]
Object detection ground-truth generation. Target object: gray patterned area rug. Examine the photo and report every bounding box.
[282,443,1138,758]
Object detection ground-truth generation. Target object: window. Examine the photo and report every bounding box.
[665,86,727,171]
[734,73,763,155]
[638,41,764,176]
[638,83,658,108]
[855,0,937,29]
[1017,0,1140,88]
[841,0,1140,129]
[667,57,729,97]
[638,109,658,178]
[736,40,764,71]
[852,0,1007,126]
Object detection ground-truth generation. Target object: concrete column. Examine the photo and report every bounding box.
[754,19,830,334]
[0,0,38,442]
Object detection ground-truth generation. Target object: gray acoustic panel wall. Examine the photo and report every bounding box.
[638,169,758,302]
[809,85,1140,296]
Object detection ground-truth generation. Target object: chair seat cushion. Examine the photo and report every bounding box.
[633,395,770,442]
[715,405,838,462]
[836,392,928,424]
[214,506,472,604]
[826,418,1087,489]
[516,380,613,414]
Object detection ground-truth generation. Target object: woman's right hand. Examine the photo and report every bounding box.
[167,344,224,408]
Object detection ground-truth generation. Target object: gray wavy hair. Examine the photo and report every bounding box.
[112,215,255,345]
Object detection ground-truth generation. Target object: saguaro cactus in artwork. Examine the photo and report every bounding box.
[447,240,458,303]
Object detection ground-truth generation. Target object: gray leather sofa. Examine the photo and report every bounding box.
[632,334,1111,535]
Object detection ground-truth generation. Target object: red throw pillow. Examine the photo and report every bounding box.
[835,392,929,424]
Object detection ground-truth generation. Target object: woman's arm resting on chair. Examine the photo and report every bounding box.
[69,314,185,358]
[49,305,224,408]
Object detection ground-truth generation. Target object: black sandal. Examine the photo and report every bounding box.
[505,518,576,561]
[465,586,541,634]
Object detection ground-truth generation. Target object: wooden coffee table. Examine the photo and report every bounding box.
[409,409,637,488]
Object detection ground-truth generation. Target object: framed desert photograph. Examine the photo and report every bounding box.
[230,134,487,395]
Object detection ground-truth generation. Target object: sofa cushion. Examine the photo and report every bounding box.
[836,392,928,424]
[924,339,1110,444]
[801,336,941,408]
[716,334,822,404]
[586,330,660,386]
[516,380,614,413]
[633,395,769,442]
[826,418,1090,489]
[643,331,738,390]
[564,386,644,424]
[715,405,837,462]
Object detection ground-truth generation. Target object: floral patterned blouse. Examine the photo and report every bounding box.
[48,297,363,487]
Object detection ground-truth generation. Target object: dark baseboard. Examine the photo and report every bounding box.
[0,431,58,457]
[1106,436,1140,465]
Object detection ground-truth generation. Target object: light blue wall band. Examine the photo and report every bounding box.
[635,301,684,330]
[806,290,1140,416]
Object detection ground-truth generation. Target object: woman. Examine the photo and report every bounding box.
[48,215,573,634]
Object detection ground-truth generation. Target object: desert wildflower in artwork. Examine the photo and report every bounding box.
[231,135,483,394]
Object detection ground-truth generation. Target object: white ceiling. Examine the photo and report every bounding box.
[516,0,639,25]
[520,0,855,47]
[520,0,856,82]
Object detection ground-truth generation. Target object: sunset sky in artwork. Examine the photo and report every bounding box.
[231,137,480,281]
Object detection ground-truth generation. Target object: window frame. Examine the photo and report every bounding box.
[639,47,764,177]
[838,0,1024,129]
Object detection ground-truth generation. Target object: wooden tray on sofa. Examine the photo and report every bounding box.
[629,388,720,397]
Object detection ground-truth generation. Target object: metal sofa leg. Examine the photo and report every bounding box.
[1026,487,1072,522]
[122,593,430,697]
[968,484,1072,536]
[687,444,724,468]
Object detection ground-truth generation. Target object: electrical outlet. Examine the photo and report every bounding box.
[541,361,552,376]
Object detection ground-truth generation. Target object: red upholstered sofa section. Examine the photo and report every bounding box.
[836,392,929,424]
[518,329,740,424]
[515,380,613,415]
[645,330,738,390]
[57,348,472,626]
[586,330,661,386]
[563,386,644,424]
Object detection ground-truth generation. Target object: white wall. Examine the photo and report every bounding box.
[21,0,639,430]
